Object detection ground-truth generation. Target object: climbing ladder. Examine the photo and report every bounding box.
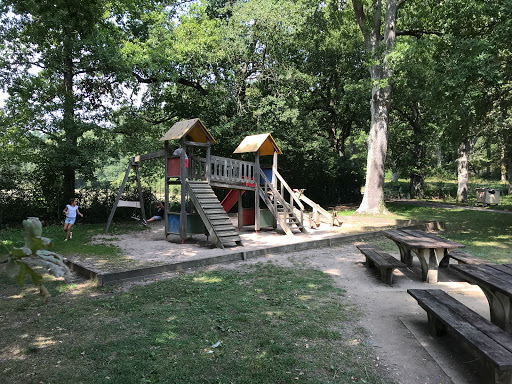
[259,172,306,236]
[187,181,243,249]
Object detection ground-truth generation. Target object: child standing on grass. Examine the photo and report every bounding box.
[63,198,83,241]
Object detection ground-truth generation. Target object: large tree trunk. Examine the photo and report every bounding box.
[357,81,391,213]
[457,141,471,203]
[353,0,399,214]
[62,37,76,200]
[504,127,512,194]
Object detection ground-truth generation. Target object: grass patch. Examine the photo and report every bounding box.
[0,222,144,266]
[385,203,512,263]
[0,263,394,384]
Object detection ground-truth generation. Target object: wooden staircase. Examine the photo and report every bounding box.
[259,175,306,236]
[187,181,243,249]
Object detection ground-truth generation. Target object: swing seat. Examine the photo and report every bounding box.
[117,200,141,208]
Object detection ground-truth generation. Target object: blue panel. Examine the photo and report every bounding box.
[168,213,180,234]
[260,168,273,184]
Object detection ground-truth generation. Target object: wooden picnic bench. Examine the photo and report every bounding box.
[451,264,512,334]
[408,289,512,384]
[382,229,465,284]
[356,244,406,285]
[444,249,487,265]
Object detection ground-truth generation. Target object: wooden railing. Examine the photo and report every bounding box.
[273,170,304,212]
[191,155,255,186]
[259,171,304,232]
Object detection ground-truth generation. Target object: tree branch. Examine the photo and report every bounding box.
[397,29,442,39]
[132,71,208,95]
[351,0,366,37]
[176,78,208,95]
[397,0,409,8]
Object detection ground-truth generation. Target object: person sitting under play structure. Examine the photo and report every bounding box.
[143,201,164,225]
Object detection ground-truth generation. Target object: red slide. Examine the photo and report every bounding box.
[221,190,244,212]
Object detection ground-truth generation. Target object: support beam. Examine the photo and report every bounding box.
[134,164,146,222]
[164,141,170,237]
[238,190,243,230]
[105,160,133,233]
[179,139,187,241]
[133,149,165,163]
[254,150,261,232]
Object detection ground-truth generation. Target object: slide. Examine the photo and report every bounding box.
[221,189,244,212]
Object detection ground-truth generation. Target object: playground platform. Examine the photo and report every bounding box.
[66,216,444,286]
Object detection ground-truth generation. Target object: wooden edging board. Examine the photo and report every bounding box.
[64,221,444,286]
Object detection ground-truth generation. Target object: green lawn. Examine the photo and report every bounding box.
[386,203,512,263]
[0,264,394,384]
[337,203,512,263]
[1,203,511,383]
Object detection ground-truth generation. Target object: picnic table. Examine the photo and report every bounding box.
[451,263,512,334]
[382,229,465,284]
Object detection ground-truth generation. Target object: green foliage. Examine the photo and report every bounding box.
[4,217,71,302]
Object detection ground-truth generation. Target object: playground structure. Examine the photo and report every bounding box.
[106,118,341,249]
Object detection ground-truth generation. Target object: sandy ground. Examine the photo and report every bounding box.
[85,217,491,384]
[85,215,419,271]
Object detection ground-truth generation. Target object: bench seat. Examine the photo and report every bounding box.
[356,244,406,285]
[445,249,488,265]
[408,289,512,384]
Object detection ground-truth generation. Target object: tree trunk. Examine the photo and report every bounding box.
[357,83,391,213]
[503,128,512,194]
[457,141,471,203]
[62,36,76,200]
[410,173,424,198]
[391,159,399,182]
[353,0,399,214]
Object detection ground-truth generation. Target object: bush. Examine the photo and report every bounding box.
[0,185,161,228]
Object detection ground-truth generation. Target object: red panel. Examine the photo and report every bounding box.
[167,157,188,177]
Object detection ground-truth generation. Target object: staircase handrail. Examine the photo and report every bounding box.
[273,169,304,210]
[259,171,292,214]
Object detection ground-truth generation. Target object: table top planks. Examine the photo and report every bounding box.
[382,229,465,249]
[451,264,512,296]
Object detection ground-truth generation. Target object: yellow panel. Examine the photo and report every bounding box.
[160,118,215,143]
[233,133,282,155]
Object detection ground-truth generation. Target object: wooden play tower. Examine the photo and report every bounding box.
[106,118,339,249]
[160,118,310,248]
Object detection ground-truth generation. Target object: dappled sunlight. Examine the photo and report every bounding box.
[1,346,26,361]
[193,276,223,284]
[8,294,24,299]
[322,268,343,277]
[155,331,178,342]
[265,310,285,317]
[34,336,57,348]
[473,240,509,249]
[306,283,317,289]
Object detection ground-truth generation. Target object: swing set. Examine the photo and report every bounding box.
[104,150,165,232]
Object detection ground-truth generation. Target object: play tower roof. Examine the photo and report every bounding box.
[160,118,216,143]
[233,133,282,156]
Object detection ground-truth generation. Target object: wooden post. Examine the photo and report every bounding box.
[180,138,187,242]
[134,163,146,222]
[238,190,243,230]
[105,160,133,233]
[254,150,260,232]
[164,140,169,237]
[189,146,194,181]
[205,139,211,183]
[272,150,278,229]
